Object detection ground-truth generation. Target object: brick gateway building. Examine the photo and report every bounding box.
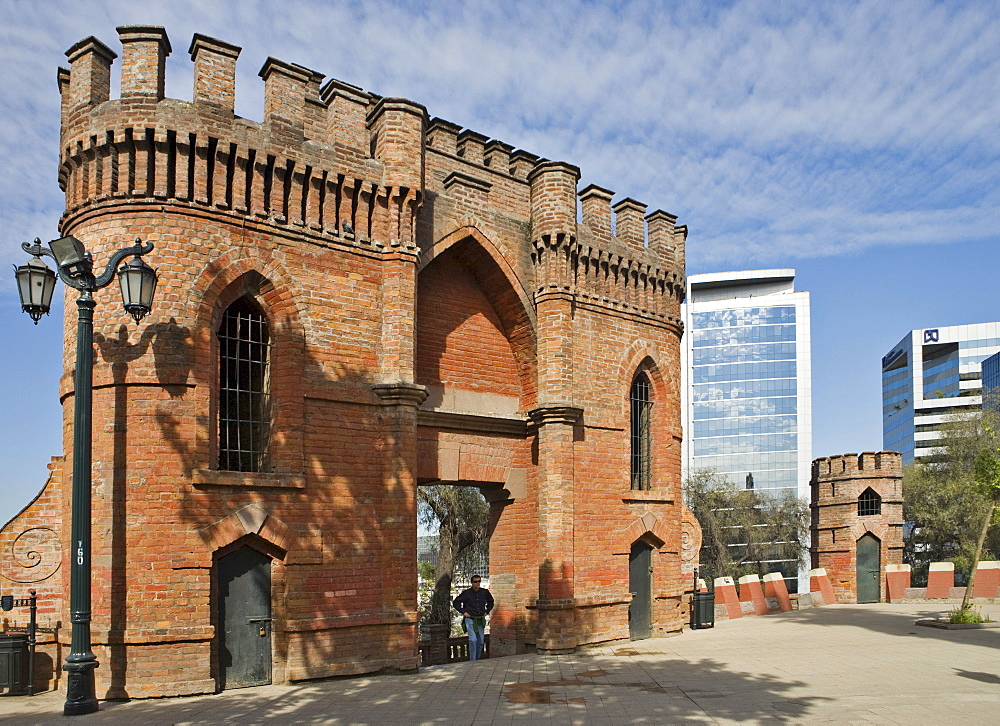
[1,26,694,698]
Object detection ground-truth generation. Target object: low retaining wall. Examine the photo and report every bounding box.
[702,561,1000,625]
[885,561,1000,604]
[710,569,833,622]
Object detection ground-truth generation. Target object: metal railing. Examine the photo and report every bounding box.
[418,634,491,666]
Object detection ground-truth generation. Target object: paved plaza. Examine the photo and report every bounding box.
[1,602,998,724]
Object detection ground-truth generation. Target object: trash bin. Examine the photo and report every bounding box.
[691,590,715,629]
[0,634,28,694]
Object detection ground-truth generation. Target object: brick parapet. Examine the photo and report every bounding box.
[57,27,685,318]
[58,29,420,257]
[422,124,686,309]
[530,235,685,332]
[812,451,903,480]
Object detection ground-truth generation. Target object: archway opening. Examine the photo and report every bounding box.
[415,233,534,662]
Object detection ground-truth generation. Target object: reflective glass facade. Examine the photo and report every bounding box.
[983,352,1000,412]
[681,270,812,592]
[688,305,802,493]
[882,323,1000,462]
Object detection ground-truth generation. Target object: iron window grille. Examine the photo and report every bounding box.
[218,298,271,472]
[858,488,881,516]
[630,375,652,490]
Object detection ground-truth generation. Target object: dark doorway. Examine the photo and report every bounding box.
[628,541,653,640]
[218,545,272,689]
[856,534,881,603]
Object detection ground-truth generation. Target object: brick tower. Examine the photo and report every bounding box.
[1,25,691,697]
[811,452,904,603]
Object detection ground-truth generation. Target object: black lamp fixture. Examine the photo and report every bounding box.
[14,234,156,716]
[14,252,57,323]
[118,255,158,324]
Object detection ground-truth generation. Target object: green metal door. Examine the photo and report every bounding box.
[629,541,653,640]
[856,534,880,603]
[219,546,272,689]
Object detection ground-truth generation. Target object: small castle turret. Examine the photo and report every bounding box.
[811,452,904,603]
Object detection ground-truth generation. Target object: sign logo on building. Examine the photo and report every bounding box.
[924,329,939,343]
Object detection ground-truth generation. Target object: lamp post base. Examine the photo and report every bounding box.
[63,661,99,715]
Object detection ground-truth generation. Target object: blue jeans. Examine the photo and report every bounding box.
[465,617,485,661]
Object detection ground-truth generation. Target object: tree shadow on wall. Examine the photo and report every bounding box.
[98,296,407,697]
[95,319,192,699]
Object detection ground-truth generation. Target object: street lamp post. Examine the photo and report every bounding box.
[14,236,157,716]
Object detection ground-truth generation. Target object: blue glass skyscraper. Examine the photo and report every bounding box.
[882,323,1000,462]
[681,270,812,590]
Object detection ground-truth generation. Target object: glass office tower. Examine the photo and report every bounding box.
[882,323,1000,462]
[681,270,812,590]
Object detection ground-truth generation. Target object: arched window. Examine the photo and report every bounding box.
[218,297,271,472]
[858,487,881,516]
[630,374,652,490]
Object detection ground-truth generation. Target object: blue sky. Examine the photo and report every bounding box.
[1,0,998,525]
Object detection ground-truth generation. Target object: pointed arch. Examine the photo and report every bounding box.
[620,511,669,551]
[617,341,668,397]
[190,248,308,339]
[187,251,308,474]
[419,223,536,332]
[417,225,537,408]
[198,504,294,558]
[849,519,891,543]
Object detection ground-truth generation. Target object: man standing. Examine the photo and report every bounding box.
[453,575,494,661]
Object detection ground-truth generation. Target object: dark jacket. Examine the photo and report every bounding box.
[453,586,494,617]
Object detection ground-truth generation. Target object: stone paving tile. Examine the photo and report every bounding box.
[2,602,1000,724]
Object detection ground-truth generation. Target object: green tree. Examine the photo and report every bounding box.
[417,485,489,627]
[684,470,809,582]
[966,439,1000,609]
[903,409,1000,591]
[903,463,993,584]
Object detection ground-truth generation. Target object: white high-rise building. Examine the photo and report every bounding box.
[882,323,1000,462]
[681,270,812,589]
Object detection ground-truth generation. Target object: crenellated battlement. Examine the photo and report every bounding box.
[425,118,538,182]
[812,451,904,480]
[423,111,686,290]
[56,25,685,301]
[424,117,686,277]
[57,27,428,251]
[578,185,686,271]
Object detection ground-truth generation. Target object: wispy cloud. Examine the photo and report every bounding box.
[1,0,997,278]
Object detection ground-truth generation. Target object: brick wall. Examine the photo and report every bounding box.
[0,24,690,697]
